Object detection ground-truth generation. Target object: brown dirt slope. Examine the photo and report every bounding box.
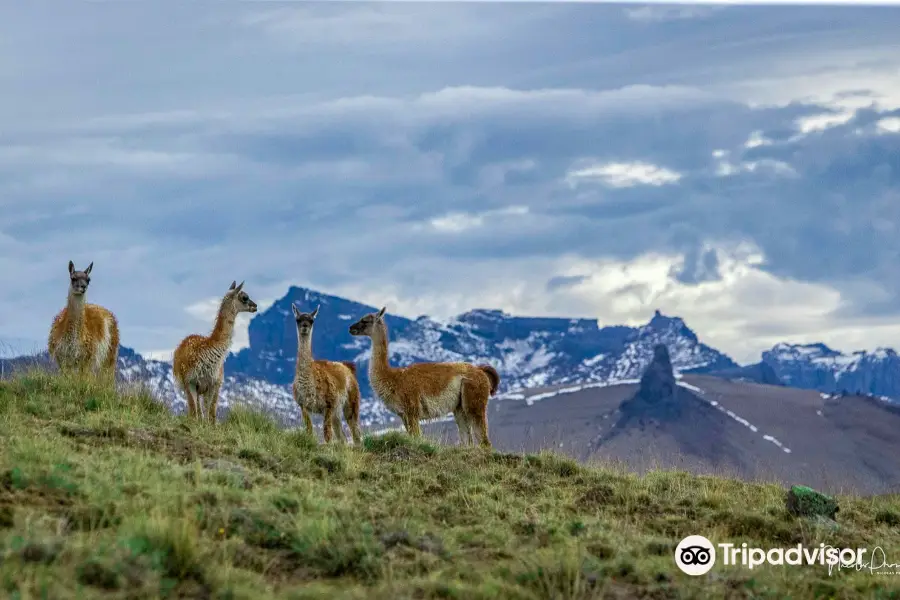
[424,375,900,495]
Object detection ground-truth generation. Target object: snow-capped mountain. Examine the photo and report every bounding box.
[762,342,900,400]
[224,287,739,415]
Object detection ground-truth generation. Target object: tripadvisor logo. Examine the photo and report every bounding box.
[675,535,716,575]
[674,535,873,576]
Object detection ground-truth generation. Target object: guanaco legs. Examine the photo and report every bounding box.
[291,304,362,444]
[173,281,257,423]
[48,261,120,383]
[349,306,499,447]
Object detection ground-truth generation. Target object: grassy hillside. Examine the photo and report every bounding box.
[0,372,898,599]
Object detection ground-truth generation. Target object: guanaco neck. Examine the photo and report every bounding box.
[369,321,394,384]
[208,298,238,355]
[295,332,314,378]
[66,289,86,331]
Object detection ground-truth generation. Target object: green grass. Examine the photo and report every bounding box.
[0,370,899,599]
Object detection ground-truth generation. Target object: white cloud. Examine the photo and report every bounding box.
[554,242,838,336]
[384,84,714,124]
[623,5,721,23]
[565,161,682,188]
[0,138,241,177]
[428,213,484,233]
[239,4,516,46]
[744,130,772,148]
[184,298,221,322]
[142,349,175,362]
[51,84,714,139]
[713,150,797,178]
[876,117,900,134]
[720,63,900,113]
[326,241,900,365]
[795,110,855,134]
[743,160,797,177]
[427,205,529,233]
[183,296,275,353]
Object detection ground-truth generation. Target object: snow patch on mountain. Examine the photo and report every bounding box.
[763,342,900,401]
[679,380,791,453]
[523,379,641,406]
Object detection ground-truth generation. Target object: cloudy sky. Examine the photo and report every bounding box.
[2,1,900,364]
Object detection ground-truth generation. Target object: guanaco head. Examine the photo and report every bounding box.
[68,260,93,296]
[225,280,258,314]
[291,303,319,337]
[348,306,386,337]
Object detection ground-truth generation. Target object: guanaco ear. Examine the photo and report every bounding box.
[376,306,386,319]
[84,262,93,276]
[291,304,301,320]
[68,261,75,275]
[229,281,237,290]
[235,281,245,294]
[310,305,319,319]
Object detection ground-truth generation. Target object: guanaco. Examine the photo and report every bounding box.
[48,261,120,383]
[172,281,257,422]
[348,306,498,447]
[291,304,362,444]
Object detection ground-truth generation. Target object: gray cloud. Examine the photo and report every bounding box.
[2,4,900,359]
[546,275,590,292]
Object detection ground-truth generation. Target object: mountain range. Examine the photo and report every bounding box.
[2,285,899,427]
